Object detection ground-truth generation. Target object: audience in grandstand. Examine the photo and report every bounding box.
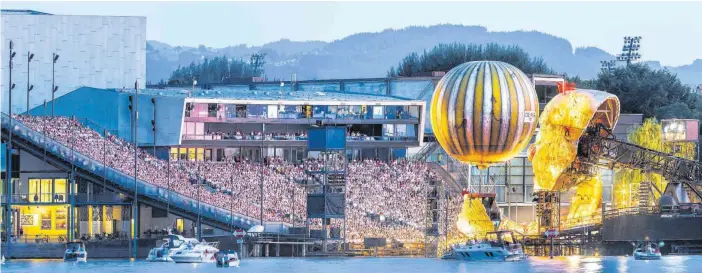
[14,115,444,243]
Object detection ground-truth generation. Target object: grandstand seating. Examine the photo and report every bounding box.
[11,115,449,243]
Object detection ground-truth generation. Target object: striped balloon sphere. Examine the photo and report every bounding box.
[430,61,539,169]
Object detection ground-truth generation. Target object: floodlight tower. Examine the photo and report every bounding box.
[600,60,616,73]
[616,36,642,65]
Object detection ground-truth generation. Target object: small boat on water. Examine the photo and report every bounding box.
[63,241,87,262]
[442,231,526,262]
[214,250,240,268]
[146,234,200,262]
[2,255,5,264]
[633,241,663,260]
[170,240,220,263]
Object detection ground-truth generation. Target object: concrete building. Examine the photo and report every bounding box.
[1,9,146,115]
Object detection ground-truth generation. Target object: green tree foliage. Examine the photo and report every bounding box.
[168,55,264,85]
[387,43,554,77]
[590,64,701,120]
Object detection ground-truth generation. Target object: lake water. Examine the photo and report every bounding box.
[1,256,700,273]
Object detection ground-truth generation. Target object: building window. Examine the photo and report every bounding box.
[185,103,193,117]
[29,179,53,203]
[176,218,184,233]
[207,103,218,118]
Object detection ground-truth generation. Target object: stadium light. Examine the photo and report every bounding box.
[151,97,156,158]
[600,60,616,73]
[616,36,642,65]
[27,51,35,115]
[6,40,17,257]
[51,53,59,117]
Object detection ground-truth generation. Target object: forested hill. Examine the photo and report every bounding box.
[146,25,701,85]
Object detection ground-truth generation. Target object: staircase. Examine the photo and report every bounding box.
[638,181,652,208]
[427,162,461,193]
[413,141,439,161]
[1,114,261,231]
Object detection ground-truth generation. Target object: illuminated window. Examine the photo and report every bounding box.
[176,218,184,233]
[170,148,179,161]
[187,148,196,161]
[41,179,53,202]
[196,148,204,161]
[29,179,53,202]
[55,179,67,202]
[179,148,187,160]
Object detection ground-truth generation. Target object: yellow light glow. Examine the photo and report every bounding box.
[455,195,494,236]
[613,118,696,209]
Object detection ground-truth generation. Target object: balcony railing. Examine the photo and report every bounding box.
[1,193,68,204]
[185,110,420,122]
[181,134,418,142]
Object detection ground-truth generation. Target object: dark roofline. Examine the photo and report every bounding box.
[115,87,415,102]
[1,9,52,15]
[146,75,441,89]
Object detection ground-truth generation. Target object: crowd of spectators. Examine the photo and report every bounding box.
[185,129,414,142]
[344,160,437,243]
[187,130,308,141]
[14,115,445,243]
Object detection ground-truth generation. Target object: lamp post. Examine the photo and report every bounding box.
[26,51,34,115]
[196,164,202,241]
[51,53,59,117]
[191,80,197,98]
[132,80,139,259]
[260,124,265,226]
[151,97,156,156]
[230,175,234,234]
[5,40,17,258]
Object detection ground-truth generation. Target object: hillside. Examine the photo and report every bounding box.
[146,25,701,85]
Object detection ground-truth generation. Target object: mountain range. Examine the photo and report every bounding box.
[146,24,701,86]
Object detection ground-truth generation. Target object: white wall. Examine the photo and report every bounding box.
[1,13,146,114]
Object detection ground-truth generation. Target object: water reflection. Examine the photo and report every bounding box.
[616,256,628,273]
[2,256,702,273]
[579,257,603,273]
[661,255,687,273]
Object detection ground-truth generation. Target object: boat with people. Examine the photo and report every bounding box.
[63,241,88,262]
[633,240,663,260]
[215,250,240,268]
[442,231,526,262]
[146,234,200,262]
[170,240,220,263]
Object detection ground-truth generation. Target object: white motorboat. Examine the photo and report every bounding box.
[63,241,88,262]
[1,255,5,264]
[633,241,663,260]
[146,234,199,262]
[215,250,240,268]
[170,240,220,263]
[443,231,526,262]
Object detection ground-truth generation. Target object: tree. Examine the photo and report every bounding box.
[613,118,696,208]
[168,55,265,84]
[591,64,699,120]
[388,42,554,77]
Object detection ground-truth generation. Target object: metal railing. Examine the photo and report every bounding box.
[560,214,603,230]
[1,193,68,203]
[5,234,69,244]
[603,206,660,219]
[604,205,702,219]
[181,134,418,142]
